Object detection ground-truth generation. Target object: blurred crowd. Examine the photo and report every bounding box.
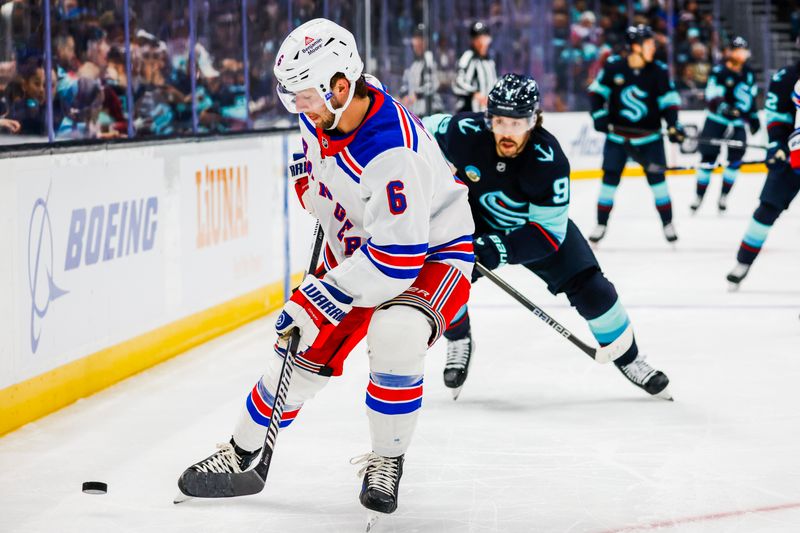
[550,0,722,111]
[0,0,309,141]
[0,0,741,142]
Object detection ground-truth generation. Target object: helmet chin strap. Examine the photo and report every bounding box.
[324,79,357,130]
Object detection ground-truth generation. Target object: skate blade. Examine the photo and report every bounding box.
[451,385,464,401]
[654,387,674,401]
[173,492,193,504]
[366,511,381,532]
[727,281,741,292]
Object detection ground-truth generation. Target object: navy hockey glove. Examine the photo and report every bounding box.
[766,142,789,170]
[748,115,761,136]
[592,113,610,133]
[472,234,508,281]
[667,123,687,144]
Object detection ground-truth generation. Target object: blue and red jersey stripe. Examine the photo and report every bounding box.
[365,372,423,415]
[361,240,428,279]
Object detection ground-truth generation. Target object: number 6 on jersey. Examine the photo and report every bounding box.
[387,180,408,214]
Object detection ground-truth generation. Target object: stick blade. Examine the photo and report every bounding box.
[594,324,634,364]
[177,468,266,499]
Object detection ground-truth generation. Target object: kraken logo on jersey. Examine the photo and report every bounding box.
[733,83,753,113]
[479,191,528,230]
[620,86,649,122]
[465,165,482,182]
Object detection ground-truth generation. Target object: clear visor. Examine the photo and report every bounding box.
[277,84,331,114]
[489,114,535,136]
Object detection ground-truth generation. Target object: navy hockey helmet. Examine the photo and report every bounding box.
[729,35,749,49]
[625,24,654,47]
[487,74,540,119]
[470,21,491,38]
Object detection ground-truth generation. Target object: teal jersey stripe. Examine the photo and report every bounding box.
[696,167,712,184]
[528,204,568,244]
[592,108,609,119]
[587,299,631,344]
[743,218,771,248]
[658,90,681,109]
[598,183,617,205]
[421,113,452,135]
[705,76,725,102]
[588,79,611,99]
[707,112,745,127]
[650,181,671,205]
[722,167,739,184]
[765,109,793,125]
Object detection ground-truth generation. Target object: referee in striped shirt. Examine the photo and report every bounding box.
[453,21,497,112]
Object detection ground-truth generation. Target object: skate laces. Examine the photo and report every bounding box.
[621,356,657,385]
[350,453,399,496]
[192,443,242,474]
[445,338,472,369]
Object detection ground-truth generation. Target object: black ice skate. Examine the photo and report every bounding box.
[662,223,678,244]
[352,452,404,530]
[174,439,260,503]
[443,334,475,400]
[588,224,607,244]
[726,262,750,291]
[617,355,672,400]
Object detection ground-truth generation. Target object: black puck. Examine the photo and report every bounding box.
[82,481,108,494]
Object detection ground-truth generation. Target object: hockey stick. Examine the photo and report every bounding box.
[474,263,631,364]
[664,159,765,172]
[178,223,325,499]
[608,125,768,152]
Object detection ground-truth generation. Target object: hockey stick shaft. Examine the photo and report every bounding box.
[475,263,631,364]
[254,223,325,482]
[609,125,767,150]
[474,262,597,359]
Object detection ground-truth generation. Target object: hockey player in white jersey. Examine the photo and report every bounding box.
[176,19,475,519]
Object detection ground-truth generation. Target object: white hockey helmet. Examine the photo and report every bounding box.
[274,18,363,129]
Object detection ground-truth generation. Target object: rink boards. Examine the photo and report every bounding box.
[0,110,768,436]
[0,133,315,436]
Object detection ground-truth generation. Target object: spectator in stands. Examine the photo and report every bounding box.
[453,21,497,113]
[399,24,442,117]
[5,59,53,136]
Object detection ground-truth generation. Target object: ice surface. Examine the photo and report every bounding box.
[1,173,799,532]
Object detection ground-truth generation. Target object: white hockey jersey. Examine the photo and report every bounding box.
[295,82,475,308]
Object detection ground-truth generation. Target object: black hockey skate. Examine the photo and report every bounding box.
[352,452,404,529]
[616,355,672,400]
[174,439,260,503]
[588,224,607,244]
[443,334,475,400]
[726,262,750,291]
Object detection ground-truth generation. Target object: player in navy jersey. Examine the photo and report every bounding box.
[727,62,800,288]
[691,36,760,213]
[423,73,671,401]
[587,24,686,244]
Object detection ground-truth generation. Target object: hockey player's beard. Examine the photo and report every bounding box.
[495,134,529,158]
[307,107,337,130]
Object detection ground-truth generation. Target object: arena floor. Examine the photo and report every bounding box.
[2,171,799,532]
